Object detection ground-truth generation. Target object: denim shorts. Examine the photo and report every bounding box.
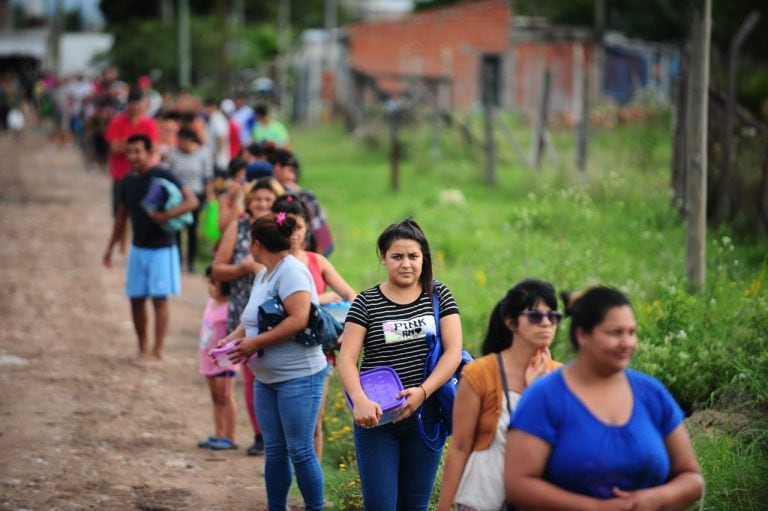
[125,244,181,298]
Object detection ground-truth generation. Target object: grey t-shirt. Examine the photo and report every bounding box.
[242,254,326,383]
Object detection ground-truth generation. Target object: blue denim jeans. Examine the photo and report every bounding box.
[353,402,443,511]
[254,368,326,511]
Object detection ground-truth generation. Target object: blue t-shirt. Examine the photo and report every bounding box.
[510,368,684,499]
[241,254,326,384]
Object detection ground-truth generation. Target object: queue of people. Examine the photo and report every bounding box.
[94,72,704,511]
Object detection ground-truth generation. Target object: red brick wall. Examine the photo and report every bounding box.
[346,0,511,109]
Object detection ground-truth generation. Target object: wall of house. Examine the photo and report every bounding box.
[345,0,511,110]
[508,41,593,123]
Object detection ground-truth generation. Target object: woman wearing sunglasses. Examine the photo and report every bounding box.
[437,279,562,511]
[505,286,703,511]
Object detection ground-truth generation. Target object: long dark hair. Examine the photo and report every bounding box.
[481,279,558,355]
[250,213,297,252]
[563,286,632,350]
[376,217,433,294]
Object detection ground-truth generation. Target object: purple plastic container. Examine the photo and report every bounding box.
[346,366,406,426]
[210,340,238,368]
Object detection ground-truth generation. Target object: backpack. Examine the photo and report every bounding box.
[141,177,194,233]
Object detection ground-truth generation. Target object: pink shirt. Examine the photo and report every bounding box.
[306,251,325,295]
[104,113,159,180]
[198,298,238,376]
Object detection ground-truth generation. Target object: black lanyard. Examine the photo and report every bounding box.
[495,352,513,416]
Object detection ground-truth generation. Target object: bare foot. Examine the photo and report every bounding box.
[124,354,162,366]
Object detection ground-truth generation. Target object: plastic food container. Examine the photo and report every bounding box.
[321,301,351,323]
[345,366,406,426]
[210,340,238,368]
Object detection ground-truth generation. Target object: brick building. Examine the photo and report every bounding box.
[329,0,678,122]
[343,0,510,111]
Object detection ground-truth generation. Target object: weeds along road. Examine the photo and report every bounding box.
[0,131,293,510]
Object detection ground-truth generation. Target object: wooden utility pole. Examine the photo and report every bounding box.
[277,0,291,113]
[323,0,337,119]
[47,0,64,75]
[231,0,244,26]
[530,68,552,169]
[160,0,174,22]
[575,43,589,177]
[481,59,497,186]
[388,101,402,192]
[178,0,191,89]
[714,10,761,225]
[685,0,711,292]
[218,0,231,96]
[0,0,12,32]
[591,0,605,111]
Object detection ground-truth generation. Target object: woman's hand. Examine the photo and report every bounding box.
[609,486,666,511]
[352,396,382,429]
[226,337,261,364]
[237,254,259,274]
[207,336,236,360]
[318,291,343,305]
[524,346,554,386]
[393,385,428,423]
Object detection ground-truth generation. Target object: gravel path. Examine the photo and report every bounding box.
[0,132,290,510]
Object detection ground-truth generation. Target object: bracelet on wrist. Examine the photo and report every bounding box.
[419,384,428,401]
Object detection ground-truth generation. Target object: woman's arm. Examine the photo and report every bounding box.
[211,219,259,282]
[217,185,243,232]
[317,254,357,304]
[336,322,382,426]
[421,313,463,401]
[612,424,704,511]
[436,379,482,511]
[227,290,312,364]
[212,323,245,356]
[392,312,463,423]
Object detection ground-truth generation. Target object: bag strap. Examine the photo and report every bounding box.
[415,286,449,452]
[431,287,441,340]
[496,352,513,416]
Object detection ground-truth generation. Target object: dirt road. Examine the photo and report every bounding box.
[0,132,283,510]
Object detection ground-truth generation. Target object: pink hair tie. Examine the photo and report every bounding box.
[276,212,287,226]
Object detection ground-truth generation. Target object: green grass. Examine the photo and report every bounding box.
[229,113,768,509]
[692,430,768,510]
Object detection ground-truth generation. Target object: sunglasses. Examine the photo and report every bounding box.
[520,310,563,325]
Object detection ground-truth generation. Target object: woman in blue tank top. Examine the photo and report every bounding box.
[505,286,704,510]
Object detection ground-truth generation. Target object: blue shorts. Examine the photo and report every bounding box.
[125,244,181,298]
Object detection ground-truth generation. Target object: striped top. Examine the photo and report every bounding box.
[346,281,459,389]
[165,145,213,195]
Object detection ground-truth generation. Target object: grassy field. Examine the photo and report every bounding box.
[255,113,768,510]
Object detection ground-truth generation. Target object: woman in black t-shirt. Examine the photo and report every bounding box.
[337,217,463,511]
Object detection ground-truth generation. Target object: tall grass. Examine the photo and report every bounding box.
[286,113,767,509]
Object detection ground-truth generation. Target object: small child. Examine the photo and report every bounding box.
[197,266,239,450]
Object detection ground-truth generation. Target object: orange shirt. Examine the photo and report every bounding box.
[461,353,562,451]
